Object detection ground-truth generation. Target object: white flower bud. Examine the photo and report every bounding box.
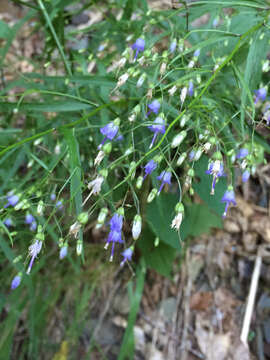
[171,212,183,231]
[37,200,44,216]
[180,114,189,127]
[94,151,105,166]
[132,215,142,240]
[203,142,212,152]
[117,73,129,87]
[147,188,158,203]
[160,62,167,75]
[118,57,127,68]
[168,85,177,96]
[27,159,34,168]
[76,240,83,256]
[171,131,187,148]
[176,152,187,166]
[54,144,61,155]
[180,87,187,104]
[136,176,143,189]
[138,56,145,65]
[194,148,203,161]
[188,60,195,69]
[136,74,146,88]
[262,60,270,72]
[97,207,108,224]
[128,113,136,122]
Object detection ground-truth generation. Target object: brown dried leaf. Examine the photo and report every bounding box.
[190,291,213,311]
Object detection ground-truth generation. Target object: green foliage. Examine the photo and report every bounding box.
[1,0,270,358]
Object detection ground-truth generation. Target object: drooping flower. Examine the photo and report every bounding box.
[120,247,133,267]
[242,170,250,183]
[4,218,12,227]
[146,100,160,117]
[88,176,104,196]
[221,188,236,218]
[27,240,43,274]
[4,194,19,208]
[236,148,249,159]
[254,87,267,104]
[99,121,119,149]
[25,214,35,225]
[11,274,22,290]
[193,49,200,58]
[189,150,195,161]
[30,221,37,232]
[148,116,165,149]
[143,160,157,181]
[188,80,194,96]
[157,171,172,194]
[131,38,145,61]
[170,39,177,53]
[59,245,68,260]
[206,160,225,195]
[104,213,124,261]
[56,200,63,210]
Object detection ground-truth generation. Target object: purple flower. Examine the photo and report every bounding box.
[30,221,37,232]
[236,148,249,159]
[11,274,21,290]
[56,200,63,211]
[27,240,42,274]
[4,194,19,208]
[194,49,200,57]
[254,87,267,104]
[50,193,56,201]
[189,150,195,161]
[59,245,68,260]
[188,80,194,96]
[221,188,236,218]
[206,161,225,195]
[131,38,145,60]
[4,218,12,227]
[120,247,133,267]
[242,170,250,183]
[25,214,35,225]
[170,40,177,53]
[148,117,165,149]
[105,213,124,261]
[157,171,172,194]
[146,100,160,117]
[99,122,119,149]
[143,160,157,181]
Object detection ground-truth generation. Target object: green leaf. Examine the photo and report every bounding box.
[146,193,181,250]
[0,20,10,39]
[138,227,177,277]
[181,203,222,239]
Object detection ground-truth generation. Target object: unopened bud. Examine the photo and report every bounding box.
[97,207,108,224]
[168,85,177,96]
[132,215,142,240]
[171,131,187,148]
[78,212,88,225]
[160,62,167,75]
[194,148,203,161]
[188,60,195,69]
[37,200,44,215]
[180,114,189,127]
[130,161,137,180]
[103,142,112,154]
[147,188,158,203]
[76,240,83,256]
[136,175,143,189]
[94,150,105,166]
[176,152,187,166]
[136,73,146,88]
[180,87,187,104]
